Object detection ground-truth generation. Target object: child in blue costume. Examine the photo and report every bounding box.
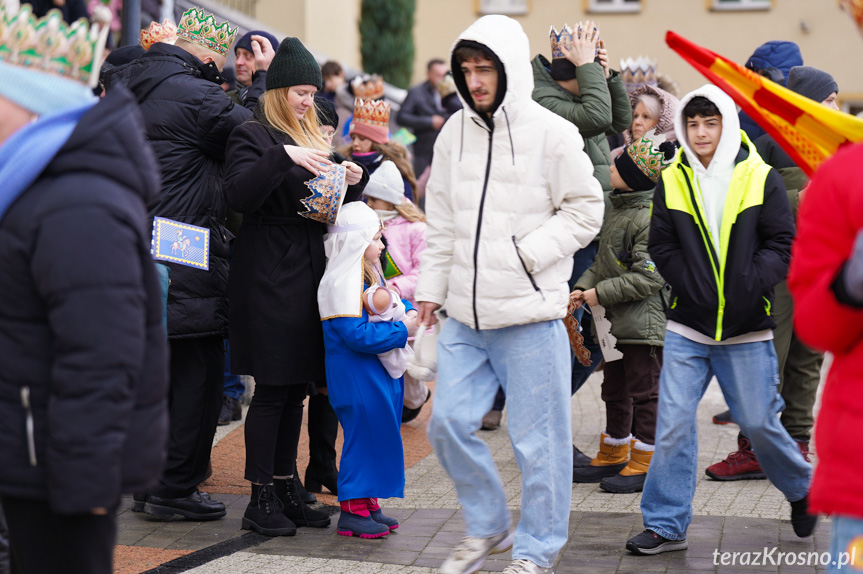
[317,201,418,538]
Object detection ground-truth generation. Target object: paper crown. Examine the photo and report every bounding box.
[620,56,658,93]
[299,164,348,225]
[140,19,177,50]
[176,7,236,57]
[549,24,573,60]
[353,97,390,128]
[437,72,456,98]
[0,4,108,88]
[626,130,677,183]
[351,74,385,100]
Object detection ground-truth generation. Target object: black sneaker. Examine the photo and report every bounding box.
[712,409,735,425]
[218,395,242,425]
[274,478,331,528]
[143,490,226,521]
[626,530,688,555]
[242,484,297,537]
[790,495,818,537]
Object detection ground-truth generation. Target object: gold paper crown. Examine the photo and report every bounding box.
[353,98,390,128]
[351,74,384,100]
[437,72,456,98]
[176,7,236,58]
[620,56,658,93]
[549,24,573,60]
[299,164,348,225]
[0,4,107,87]
[140,19,177,50]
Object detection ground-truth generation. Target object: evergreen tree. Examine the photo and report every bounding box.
[359,0,415,89]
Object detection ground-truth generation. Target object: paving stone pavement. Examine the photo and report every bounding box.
[118,367,836,574]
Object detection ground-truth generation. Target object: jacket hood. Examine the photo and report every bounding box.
[450,15,533,123]
[45,87,160,205]
[674,84,741,175]
[746,41,803,85]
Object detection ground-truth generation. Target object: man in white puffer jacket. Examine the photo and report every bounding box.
[415,15,603,574]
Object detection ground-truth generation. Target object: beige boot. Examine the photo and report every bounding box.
[572,433,630,483]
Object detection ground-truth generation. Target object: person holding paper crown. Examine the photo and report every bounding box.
[339,96,418,202]
[625,84,815,556]
[223,36,367,537]
[0,5,169,573]
[362,161,430,423]
[317,201,419,538]
[102,6,276,522]
[530,21,632,465]
[570,131,677,494]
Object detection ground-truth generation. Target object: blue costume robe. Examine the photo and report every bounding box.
[323,299,413,501]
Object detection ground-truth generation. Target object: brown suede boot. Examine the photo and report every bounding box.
[600,439,654,493]
[572,432,630,483]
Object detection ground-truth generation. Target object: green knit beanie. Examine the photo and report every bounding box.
[266,37,322,91]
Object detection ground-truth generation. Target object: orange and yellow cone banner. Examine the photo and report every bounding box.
[840,0,863,37]
[666,30,863,177]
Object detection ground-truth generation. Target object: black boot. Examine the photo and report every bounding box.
[242,484,297,537]
[274,478,331,528]
[293,462,316,504]
[305,393,339,495]
[790,495,818,537]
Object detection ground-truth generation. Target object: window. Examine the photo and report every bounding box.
[586,0,641,14]
[476,0,529,15]
[711,0,772,11]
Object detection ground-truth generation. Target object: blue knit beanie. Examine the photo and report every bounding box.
[233,30,279,55]
[0,62,96,117]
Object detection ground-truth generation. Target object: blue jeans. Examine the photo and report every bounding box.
[641,331,811,540]
[223,339,244,400]
[829,515,863,572]
[569,241,602,394]
[427,318,572,568]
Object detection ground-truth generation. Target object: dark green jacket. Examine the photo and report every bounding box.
[575,189,666,346]
[531,54,632,192]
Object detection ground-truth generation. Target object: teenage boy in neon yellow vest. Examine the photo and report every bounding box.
[625,84,815,555]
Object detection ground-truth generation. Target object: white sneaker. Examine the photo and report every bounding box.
[502,559,550,574]
[440,528,515,574]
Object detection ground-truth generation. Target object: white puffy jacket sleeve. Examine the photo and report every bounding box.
[414,127,455,306]
[516,128,604,274]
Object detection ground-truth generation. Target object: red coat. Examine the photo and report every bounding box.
[788,142,863,518]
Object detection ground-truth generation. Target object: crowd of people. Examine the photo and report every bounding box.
[0,2,861,574]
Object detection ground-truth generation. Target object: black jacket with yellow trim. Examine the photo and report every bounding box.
[648,140,794,341]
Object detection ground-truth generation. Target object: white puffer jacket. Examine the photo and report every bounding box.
[415,15,604,330]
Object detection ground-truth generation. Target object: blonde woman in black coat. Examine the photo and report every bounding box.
[224,37,367,537]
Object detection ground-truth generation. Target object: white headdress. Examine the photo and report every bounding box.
[317,202,382,320]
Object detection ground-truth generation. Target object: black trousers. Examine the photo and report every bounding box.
[151,336,224,498]
[1,496,116,574]
[244,384,308,484]
[601,344,662,445]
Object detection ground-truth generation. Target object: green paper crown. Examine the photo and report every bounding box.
[0,4,108,87]
[177,7,237,58]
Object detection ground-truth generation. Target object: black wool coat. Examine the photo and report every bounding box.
[104,42,265,339]
[0,89,169,514]
[224,112,368,385]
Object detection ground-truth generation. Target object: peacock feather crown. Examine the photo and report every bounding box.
[140,18,177,50]
[353,97,390,128]
[549,24,573,60]
[299,164,348,225]
[351,74,385,101]
[176,7,236,57]
[620,56,658,93]
[0,3,108,87]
